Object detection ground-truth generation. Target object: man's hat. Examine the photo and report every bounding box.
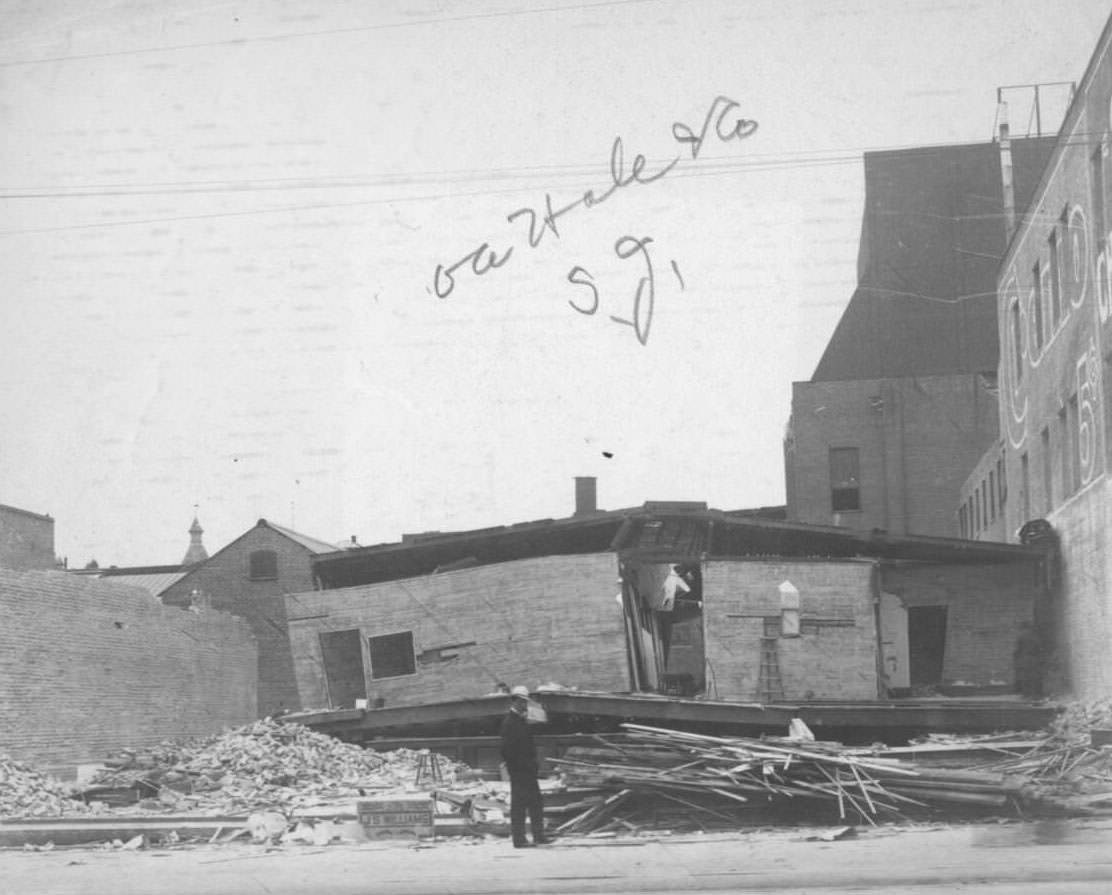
[510,685,530,698]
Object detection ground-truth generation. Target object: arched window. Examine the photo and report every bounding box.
[249,549,278,580]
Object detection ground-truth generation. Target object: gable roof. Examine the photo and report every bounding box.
[163,518,335,599]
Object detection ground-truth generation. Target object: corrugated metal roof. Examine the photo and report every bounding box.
[79,566,189,596]
[95,571,188,596]
[264,522,342,555]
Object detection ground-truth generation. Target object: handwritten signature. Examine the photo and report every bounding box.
[430,96,758,344]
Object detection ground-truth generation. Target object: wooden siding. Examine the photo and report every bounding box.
[286,553,627,709]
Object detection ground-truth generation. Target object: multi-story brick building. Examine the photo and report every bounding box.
[969,13,1112,697]
[786,138,1054,537]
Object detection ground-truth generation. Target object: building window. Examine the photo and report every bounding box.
[997,457,1007,509]
[1067,394,1080,495]
[829,447,860,511]
[1011,300,1023,381]
[1031,262,1044,351]
[249,549,278,580]
[989,471,996,522]
[959,504,968,538]
[974,489,981,532]
[779,580,801,638]
[1049,228,1062,329]
[368,631,417,679]
[1020,452,1031,521]
[1059,405,1071,499]
[1041,426,1053,513]
[1092,143,1106,244]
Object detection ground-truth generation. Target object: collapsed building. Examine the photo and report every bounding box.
[281,484,1053,753]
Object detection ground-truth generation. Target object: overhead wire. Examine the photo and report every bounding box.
[0,0,662,68]
[2,131,1108,204]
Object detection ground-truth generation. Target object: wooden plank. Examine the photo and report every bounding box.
[288,691,1059,739]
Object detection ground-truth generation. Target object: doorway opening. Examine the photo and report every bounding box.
[319,628,367,708]
[907,605,947,693]
[618,560,705,697]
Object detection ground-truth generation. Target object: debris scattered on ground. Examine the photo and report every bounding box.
[76,719,473,815]
[550,723,1023,832]
[0,752,91,818]
[6,698,1112,846]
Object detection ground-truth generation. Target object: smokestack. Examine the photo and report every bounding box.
[574,476,598,516]
[998,100,1016,240]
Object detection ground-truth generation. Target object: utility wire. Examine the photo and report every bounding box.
[0,0,660,68]
[3,132,1108,202]
[1,131,1107,238]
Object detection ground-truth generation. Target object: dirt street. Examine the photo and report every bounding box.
[1,817,1111,895]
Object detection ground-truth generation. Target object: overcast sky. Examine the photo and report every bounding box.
[1,0,1109,568]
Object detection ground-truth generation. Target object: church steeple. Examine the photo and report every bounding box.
[183,511,209,566]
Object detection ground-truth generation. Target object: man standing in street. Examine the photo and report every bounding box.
[499,685,550,848]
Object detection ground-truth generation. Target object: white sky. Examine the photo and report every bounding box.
[1,0,1108,567]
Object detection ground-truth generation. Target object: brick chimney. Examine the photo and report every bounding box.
[574,476,598,516]
[997,99,1016,241]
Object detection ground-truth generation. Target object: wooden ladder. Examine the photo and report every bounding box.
[756,637,785,702]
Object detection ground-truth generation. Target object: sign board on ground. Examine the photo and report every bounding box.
[357,796,435,839]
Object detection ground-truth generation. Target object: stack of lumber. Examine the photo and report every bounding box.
[550,724,1021,833]
[875,732,1045,769]
[0,752,91,818]
[78,720,471,815]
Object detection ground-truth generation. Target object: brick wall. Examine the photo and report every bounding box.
[0,504,55,571]
[879,561,1038,689]
[992,21,1112,697]
[702,560,879,701]
[0,569,256,770]
[1047,482,1112,697]
[786,375,998,538]
[162,523,317,717]
[286,553,627,709]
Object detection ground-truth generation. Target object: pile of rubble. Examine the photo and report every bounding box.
[973,698,1112,811]
[77,719,473,815]
[0,752,91,818]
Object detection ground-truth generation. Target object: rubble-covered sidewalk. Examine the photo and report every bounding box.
[2,700,1111,851]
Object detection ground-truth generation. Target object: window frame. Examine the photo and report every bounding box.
[367,630,418,680]
[1031,261,1044,352]
[1048,228,1062,329]
[248,548,278,581]
[828,446,861,513]
[1041,426,1053,514]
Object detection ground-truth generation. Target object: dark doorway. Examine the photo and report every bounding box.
[319,629,367,708]
[907,606,947,689]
